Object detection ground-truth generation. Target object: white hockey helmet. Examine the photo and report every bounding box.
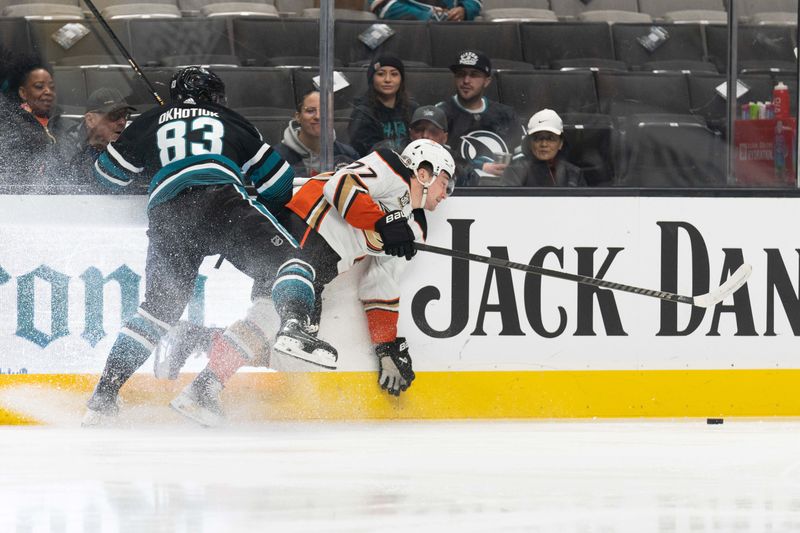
[401,139,456,193]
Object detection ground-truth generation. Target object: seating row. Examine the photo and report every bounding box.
[1,18,797,74]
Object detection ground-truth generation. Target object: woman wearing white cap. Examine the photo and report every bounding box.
[502,109,586,187]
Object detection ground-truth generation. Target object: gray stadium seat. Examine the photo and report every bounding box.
[101,2,181,19]
[638,0,726,21]
[52,66,88,114]
[301,7,374,19]
[663,10,727,24]
[83,66,173,112]
[561,113,617,186]
[274,0,311,15]
[737,0,797,23]
[520,22,614,70]
[160,54,241,67]
[642,60,718,74]
[595,71,693,116]
[404,67,495,107]
[611,23,708,71]
[429,22,527,70]
[233,18,321,67]
[215,67,296,117]
[578,10,652,23]
[482,8,557,22]
[705,24,797,73]
[201,1,278,16]
[550,0,639,19]
[334,20,432,67]
[496,70,600,118]
[129,19,234,66]
[616,114,725,187]
[28,20,130,66]
[0,18,31,54]
[2,3,84,18]
[687,72,777,132]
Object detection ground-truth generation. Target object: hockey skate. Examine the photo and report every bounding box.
[81,391,121,427]
[169,369,224,427]
[153,321,218,380]
[272,316,338,369]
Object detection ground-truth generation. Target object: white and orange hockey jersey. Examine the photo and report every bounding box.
[286,148,426,344]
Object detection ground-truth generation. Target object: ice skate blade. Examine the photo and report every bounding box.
[273,336,338,370]
[170,391,222,428]
[81,408,117,428]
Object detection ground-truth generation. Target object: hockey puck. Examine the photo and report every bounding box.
[706,418,724,425]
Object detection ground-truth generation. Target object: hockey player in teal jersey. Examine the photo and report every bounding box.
[83,66,299,426]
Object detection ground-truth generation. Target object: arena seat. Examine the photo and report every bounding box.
[301,7,374,19]
[233,17,321,67]
[428,22,526,70]
[83,66,173,112]
[160,54,241,67]
[2,3,84,19]
[705,24,797,73]
[578,10,651,23]
[520,22,614,70]
[214,67,296,117]
[496,70,600,118]
[641,60,718,74]
[550,0,638,19]
[274,0,311,16]
[129,18,233,66]
[737,0,797,23]
[52,66,88,115]
[615,114,726,187]
[687,72,776,132]
[0,17,32,54]
[482,8,558,22]
[101,3,182,19]
[28,20,130,66]
[663,10,727,23]
[292,66,367,118]
[201,1,278,16]
[637,0,726,21]
[334,20,432,67]
[611,23,708,71]
[247,116,351,146]
[595,71,693,117]
[561,113,616,186]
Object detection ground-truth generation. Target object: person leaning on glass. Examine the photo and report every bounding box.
[502,109,586,187]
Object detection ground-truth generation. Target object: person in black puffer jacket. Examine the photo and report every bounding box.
[502,108,586,188]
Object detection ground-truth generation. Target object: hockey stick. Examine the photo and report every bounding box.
[83,0,165,106]
[415,242,752,308]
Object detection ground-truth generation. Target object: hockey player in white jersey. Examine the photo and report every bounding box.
[169,139,455,426]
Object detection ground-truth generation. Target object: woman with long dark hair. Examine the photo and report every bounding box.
[347,56,417,157]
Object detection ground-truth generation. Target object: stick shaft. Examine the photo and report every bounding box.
[415,242,695,305]
[83,0,165,106]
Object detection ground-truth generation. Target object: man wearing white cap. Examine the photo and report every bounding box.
[502,109,585,187]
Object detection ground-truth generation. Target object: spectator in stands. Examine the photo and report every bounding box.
[437,50,523,187]
[275,89,358,177]
[4,55,67,186]
[65,88,136,190]
[502,109,586,187]
[409,105,449,146]
[348,56,417,157]
[368,0,481,21]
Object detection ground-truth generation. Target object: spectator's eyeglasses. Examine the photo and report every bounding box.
[106,109,130,122]
[531,132,560,143]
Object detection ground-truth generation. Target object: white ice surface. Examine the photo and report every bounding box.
[1,420,800,532]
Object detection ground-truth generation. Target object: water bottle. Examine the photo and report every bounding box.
[774,120,786,180]
[773,82,790,119]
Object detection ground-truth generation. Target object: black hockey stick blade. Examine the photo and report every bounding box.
[415,242,752,308]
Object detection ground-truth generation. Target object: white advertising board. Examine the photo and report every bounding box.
[0,195,796,374]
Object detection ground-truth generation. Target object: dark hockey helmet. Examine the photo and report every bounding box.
[170,66,226,104]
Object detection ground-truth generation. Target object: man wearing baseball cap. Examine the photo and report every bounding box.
[64,87,136,190]
[436,49,523,186]
[408,105,449,147]
[502,108,586,187]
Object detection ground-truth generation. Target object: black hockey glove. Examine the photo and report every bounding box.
[375,337,415,396]
[375,210,416,260]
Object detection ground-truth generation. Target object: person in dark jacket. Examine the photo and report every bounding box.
[437,50,523,187]
[275,89,358,177]
[2,56,68,189]
[347,56,416,157]
[502,109,586,187]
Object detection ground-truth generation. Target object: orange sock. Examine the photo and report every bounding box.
[206,333,247,385]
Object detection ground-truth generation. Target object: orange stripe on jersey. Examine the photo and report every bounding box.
[365,308,399,344]
[287,179,326,220]
[343,192,384,230]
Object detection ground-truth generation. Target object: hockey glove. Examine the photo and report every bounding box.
[375,336,415,396]
[375,210,416,260]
